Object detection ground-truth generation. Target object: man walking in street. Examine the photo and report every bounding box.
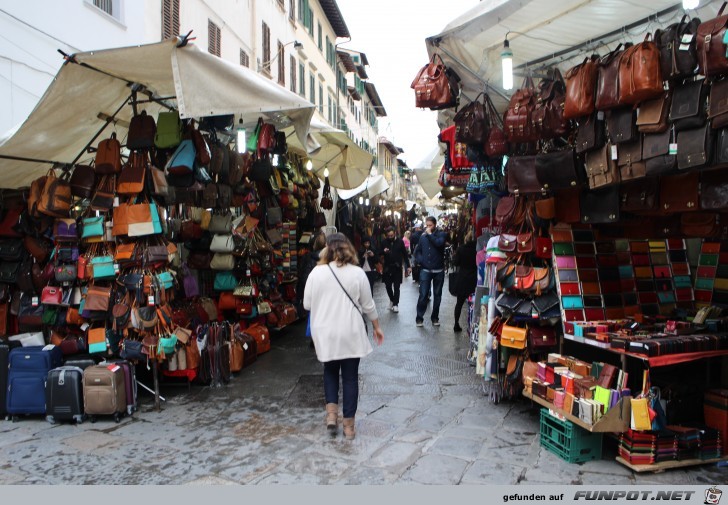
[414,216,447,327]
[381,226,411,313]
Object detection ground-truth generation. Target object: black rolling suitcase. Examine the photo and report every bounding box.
[0,341,21,418]
[63,355,98,370]
[45,366,85,424]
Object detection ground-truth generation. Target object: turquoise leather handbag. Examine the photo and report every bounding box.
[91,255,115,280]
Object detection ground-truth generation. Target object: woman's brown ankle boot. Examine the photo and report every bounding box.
[325,403,338,431]
[343,417,355,440]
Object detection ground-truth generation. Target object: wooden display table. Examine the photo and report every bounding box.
[523,390,631,432]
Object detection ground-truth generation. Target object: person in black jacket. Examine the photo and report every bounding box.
[414,216,447,327]
[451,235,477,332]
[359,236,379,293]
[410,225,423,283]
[380,227,411,313]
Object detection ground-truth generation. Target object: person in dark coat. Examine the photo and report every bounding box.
[451,235,478,332]
[359,236,379,293]
[410,225,423,283]
[380,226,411,313]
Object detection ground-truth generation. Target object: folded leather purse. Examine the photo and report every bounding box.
[90,255,115,280]
[516,232,533,254]
[677,124,713,171]
[659,171,699,213]
[580,186,620,224]
[620,177,659,212]
[700,167,728,210]
[575,112,605,154]
[643,129,677,176]
[85,284,111,312]
[606,107,636,143]
[670,78,708,132]
[535,237,553,260]
[41,286,63,305]
[532,291,559,314]
[514,265,535,292]
[210,252,235,270]
[498,234,518,254]
[636,90,671,133]
[585,143,619,189]
[495,292,522,313]
[0,239,23,261]
[210,234,235,253]
[617,136,646,181]
[681,212,720,237]
[710,78,728,129]
[528,326,557,350]
[500,324,528,349]
[534,149,579,191]
[506,156,540,195]
[535,197,555,220]
[81,216,104,239]
[495,261,516,289]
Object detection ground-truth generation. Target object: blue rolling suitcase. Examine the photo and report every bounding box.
[45,366,85,424]
[7,345,63,420]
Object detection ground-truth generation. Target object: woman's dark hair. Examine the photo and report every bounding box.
[318,233,359,266]
[425,216,436,225]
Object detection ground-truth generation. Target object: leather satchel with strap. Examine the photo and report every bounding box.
[504,76,539,143]
[410,54,458,110]
[697,2,728,77]
[564,56,599,119]
[532,69,570,139]
[618,33,663,105]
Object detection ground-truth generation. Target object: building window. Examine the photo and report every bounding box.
[277,41,285,86]
[262,22,271,76]
[290,55,297,93]
[317,23,323,51]
[319,84,323,114]
[327,95,332,123]
[310,73,315,104]
[93,0,113,16]
[299,62,305,96]
[161,0,179,40]
[240,49,250,68]
[208,20,221,57]
[289,0,295,21]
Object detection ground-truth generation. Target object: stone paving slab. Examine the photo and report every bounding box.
[399,454,470,484]
[460,458,526,485]
[426,436,482,461]
[364,441,422,473]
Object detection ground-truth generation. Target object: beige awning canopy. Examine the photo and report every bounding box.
[0,38,315,188]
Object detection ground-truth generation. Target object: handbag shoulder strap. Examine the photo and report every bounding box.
[326,264,362,317]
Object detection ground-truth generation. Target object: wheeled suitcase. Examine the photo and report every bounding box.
[0,343,10,417]
[63,355,98,370]
[101,359,137,415]
[6,345,63,420]
[45,366,85,424]
[83,364,127,423]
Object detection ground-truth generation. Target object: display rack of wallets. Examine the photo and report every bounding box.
[694,240,728,308]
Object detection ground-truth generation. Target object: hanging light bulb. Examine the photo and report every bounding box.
[365,198,369,206]
[306,159,313,171]
[501,37,514,91]
[358,196,364,205]
[683,0,699,8]
[323,167,330,178]
[236,120,246,154]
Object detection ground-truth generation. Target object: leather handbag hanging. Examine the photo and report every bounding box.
[506,155,540,195]
[700,167,728,209]
[710,78,728,129]
[643,129,677,176]
[575,112,605,154]
[127,110,157,150]
[681,212,720,237]
[117,152,147,195]
[617,136,646,181]
[606,107,636,144]
[90,175,116,212]
[484,94,509,157]
[580,186,620,224]
[655,15,702,81]
[534,149,579,191]
[585,143,619,189]
[95,133,122,174]
[70,164,96,199]
[38,169,72,218]
[670,79,708,132]
[504,76,538,143]
[564,56,598,119]
[618,34,663,105]
[528,326,557,351]
[659,171,699,213]
[410,54,458,110]
[453,93,487,144]
[596,44,629,111]
[553,187,581,224]
[697,3,728,77]
[500,324,528,350]
[532,69,570,139]
[636,91,671,133]
[677,124,713,170]
[620,177,659,212]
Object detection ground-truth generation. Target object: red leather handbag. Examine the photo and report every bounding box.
[535,237,553,259]
[41,286,63,306]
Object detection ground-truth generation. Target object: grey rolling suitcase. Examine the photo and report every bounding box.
[46,366,85,424]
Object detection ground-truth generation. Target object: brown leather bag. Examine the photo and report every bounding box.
[677,124,713,171]
[709,78,728,129]
[453,93,487,144]
[659,171,699,213]
[117,152,147,195]
[70,164,96,199]
[532,69,570,139]
[575,112,605,154]
[94,133,122,174]
[636,91,671,133]
[681,212,720,237]
[585,144,619,189]
[564,56,598,119]
[229,336,244,372]
[618,34,663,105]
[506,156,540,195]
[38,169,72,218]
[535,197,555,220]
[697,2,728,77]
[27,175,47,218]
[670,79,708,132]
[606,107,636,144]
[504,76,538,143]
[553,188,581,223]
[617,137,646,182]
[596,44,629,111]
[620,177,658,212]
[411,54,457,110]
[484,94,509,156]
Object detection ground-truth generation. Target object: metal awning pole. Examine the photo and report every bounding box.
[70,93,133,166]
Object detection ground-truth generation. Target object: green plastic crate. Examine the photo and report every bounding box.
[539,409,603,464]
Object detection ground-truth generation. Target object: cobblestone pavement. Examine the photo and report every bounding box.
[0,279,726,485]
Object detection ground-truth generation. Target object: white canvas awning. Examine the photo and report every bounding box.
[0,38,315,188]
[425,0,720,116]
[283,117,373,190]
[336,174,389,200]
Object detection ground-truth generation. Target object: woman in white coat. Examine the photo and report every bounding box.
[303,233,384,439]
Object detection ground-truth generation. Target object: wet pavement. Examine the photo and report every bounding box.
[0,278,726,485]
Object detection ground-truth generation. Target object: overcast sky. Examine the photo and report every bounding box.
[336,0,479,169]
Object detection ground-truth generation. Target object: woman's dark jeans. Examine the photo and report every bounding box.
[323,357,360,418]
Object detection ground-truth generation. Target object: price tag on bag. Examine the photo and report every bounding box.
[243,343,249,351]
[669,143,678,155]
[147,295,155,306]
[31,296,39,307]
[611,145,618,160]
[681,33,694,44]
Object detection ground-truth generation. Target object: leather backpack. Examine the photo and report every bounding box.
[532,69,570,139]
[127,110,156,150]
[655,15,701,81]
[697,3,728,77]
[618,34,663,105]
[154,110,183,149]
[70,164,96,199]
[411,54,459,110]
[564,56,598,119]
[95,133,122,174]
[453,93,488,145]
[504,76,538,143]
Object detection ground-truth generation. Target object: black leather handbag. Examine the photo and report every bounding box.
[534,149,579,191]
[606,107,636,143]
[655,15,701,81]
[575,112,605,154]
[643,129,677,176]
[620,177,659,212]
[677,124,713,171]
[670,79,708,132]
[580,186,620,224]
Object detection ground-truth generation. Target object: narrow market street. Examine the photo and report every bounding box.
[0,278,724,485]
